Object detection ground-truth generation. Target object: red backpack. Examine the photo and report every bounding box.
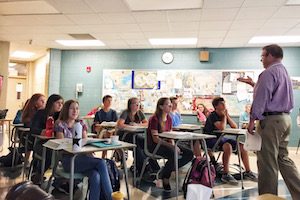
[183,157,216,198]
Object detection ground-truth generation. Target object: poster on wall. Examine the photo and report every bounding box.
[291,77,300,90]
[132,70,160,89]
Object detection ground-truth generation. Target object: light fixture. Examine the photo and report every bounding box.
[285,0,300,5]
[248,36,300,44]
[11,51,35,59]
[149,38,198,45]
[55,40,105,47]
[8,63,17,67]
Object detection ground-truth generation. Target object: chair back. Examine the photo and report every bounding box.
[0,109,8,119]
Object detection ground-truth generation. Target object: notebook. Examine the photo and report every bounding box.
[88,141,121,148]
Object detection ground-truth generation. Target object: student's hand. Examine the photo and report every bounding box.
[129,122,138,126]
[247,120,255,135]
[237,76,254,86]
[41,129,46,136]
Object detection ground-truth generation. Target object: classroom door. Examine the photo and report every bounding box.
[6,77,27,119]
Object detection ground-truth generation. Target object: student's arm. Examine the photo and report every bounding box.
[226,110,238,128]
[116,111,131,128]
[214,114,227,131]
[139,111,148,127]
[31,110,46,135]
[113,110,118,122]
[56,131,64,139]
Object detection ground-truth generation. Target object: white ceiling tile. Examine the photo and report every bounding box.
[199,21,232,31]
[272,6,300,18]
[104,39,129,47]
[201,8,239,21]
[169,22,199,32]
[0,15,40,26]
[243,0,286,7]
[203,0,244,8]
[52,25,84,34]
[226,29,257,38]
[125,39,149,46]
[223,37,250,43]
[81,24,140,33]
[139,23,169,32]
[230,20,266,30]
[120,32,145,40]
[143,32,172,38]
[170,32,198,37]
[92,33,121,40]
[46,0,93,14]
[85,0,130,13]
[285,28,300,35]
[1,25,59,34]
[66,14,103,25]
[167,9,201,22]
[255,28,288,35]
[133,11,167,23]
[198,30,227,38]
[264,19,300,28]
[36,15,75,25]
[100,13,136,24]
[236,7,278,20]
[197,38,223,47]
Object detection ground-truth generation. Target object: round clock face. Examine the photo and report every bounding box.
[162,52,174,64]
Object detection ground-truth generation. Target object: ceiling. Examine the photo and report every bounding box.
[1,0,300,61]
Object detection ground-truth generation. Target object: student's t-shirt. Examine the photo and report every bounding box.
[169,111,182,127]
[54,120,87,138]
[119,110,146,125]
[94,109,118,124]
[203,111,228,136]
[147,114,172,148]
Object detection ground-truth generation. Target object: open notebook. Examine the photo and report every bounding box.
[43,138,110,150]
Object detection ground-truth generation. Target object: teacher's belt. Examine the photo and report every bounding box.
[263,112,290,116]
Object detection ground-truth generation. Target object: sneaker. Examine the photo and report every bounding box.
[243,171,258,182]
[221,173,238,185]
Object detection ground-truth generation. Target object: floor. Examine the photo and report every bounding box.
[0,127,299,200]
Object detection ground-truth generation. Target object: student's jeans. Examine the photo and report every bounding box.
[62,154,112,200]
[150,143,193,179]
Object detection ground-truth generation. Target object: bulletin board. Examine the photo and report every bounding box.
[102,69,261,116]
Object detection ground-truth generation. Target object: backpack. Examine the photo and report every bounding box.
[0,147,24,167]
[105,159,120,192]
[183,157,216,198]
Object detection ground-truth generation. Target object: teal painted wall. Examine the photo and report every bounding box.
[52,47,300,146]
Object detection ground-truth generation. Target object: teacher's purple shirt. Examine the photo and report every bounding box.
[251,62,294,120]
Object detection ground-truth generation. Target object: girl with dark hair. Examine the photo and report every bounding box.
[30,94,64,184]
[147,97,193,191]
[55,100,112,200]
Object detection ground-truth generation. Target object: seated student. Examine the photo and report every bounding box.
[239,104,251,129]
[93,95,118,158]
[21,94,46,162]
[169,97,182,127]
[117,97,159,176]
[30,94,64,184]
[147,97,193,191]
[13,99,30,124]
[55,100,112,200]
[203,97,257,184]
[196,103,210,124]
[92,95,118,136]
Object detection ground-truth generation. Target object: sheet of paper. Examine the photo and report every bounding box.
[222,82,232,93]
[244,132,262,151]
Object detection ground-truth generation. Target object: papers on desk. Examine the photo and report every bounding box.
[43,138,108,150]
[162,131,199,138]
[99,121,117,127]
[244,132,262,151]
[122,125,146,132]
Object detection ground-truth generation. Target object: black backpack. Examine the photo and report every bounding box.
[105,159,120,192]
[0,147,24,167]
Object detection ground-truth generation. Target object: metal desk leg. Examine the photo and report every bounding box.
[69,155,76,200]
[122,149,130,200]
[41,146,46,183]
[236,137,244,190]
[46,150,58,193]
[133,134,136,186]
[175,140,179,200]
[202,139,214,197]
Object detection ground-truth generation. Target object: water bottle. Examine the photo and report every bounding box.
[45,116,54,137]
[72,121,82,151]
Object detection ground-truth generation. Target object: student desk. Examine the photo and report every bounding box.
[159,132,216,199]
[121,125,147,186]
[173,123,203,132]
[44,139,136,200]
[213,128,247,189]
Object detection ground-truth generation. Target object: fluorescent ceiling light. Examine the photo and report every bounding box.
[249,36,300,44]
[55,40,105,47]
[149,38,198,45]
[11,51,35,59]
[286,0,300,5]
[9,63,17,67]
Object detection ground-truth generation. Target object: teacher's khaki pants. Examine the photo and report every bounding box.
[257,114,300,199]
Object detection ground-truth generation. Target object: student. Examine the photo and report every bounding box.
[239,104,251,129]
[30,94,64,184]
[21,94,46,161]
[117,97,159,176]
[203,97,257,185]
[147,97,193,191]
[55,100,112,200]
[93,95,118,158]
[196,103,210,124]
[92,95,118,134]
[13,99,30,124]
[169,97,182,127]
